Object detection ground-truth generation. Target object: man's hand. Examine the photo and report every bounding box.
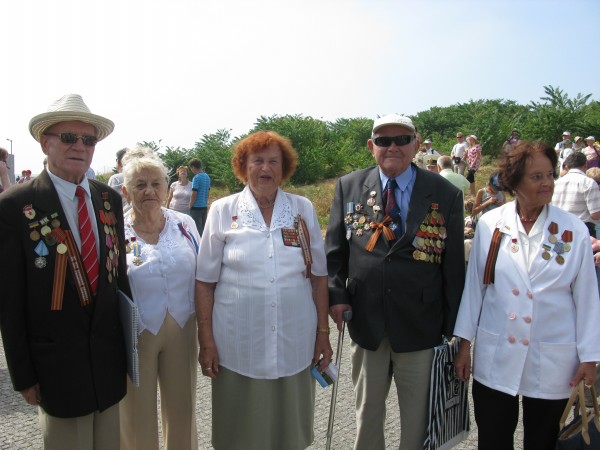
[20,384,41,406]
[329,304,352,332]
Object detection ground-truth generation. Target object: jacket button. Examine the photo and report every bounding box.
[523,316,532,324]
[527,291,533,299]
[508,335,516,343]
[508,312,517,320]
[522,338,529,346]
[512,288,520,296]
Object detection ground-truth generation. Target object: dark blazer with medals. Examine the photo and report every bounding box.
[0,170,131,418]
[326,165,465,353]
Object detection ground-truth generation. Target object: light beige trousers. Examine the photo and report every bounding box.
[351,338,434,450]
[39,402,119,450]
[120,313,198,450]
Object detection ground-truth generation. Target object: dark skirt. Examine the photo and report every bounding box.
[212,366,315,450]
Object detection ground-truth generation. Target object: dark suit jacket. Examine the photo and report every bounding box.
[0,170,131,418]
[326,165,465,352]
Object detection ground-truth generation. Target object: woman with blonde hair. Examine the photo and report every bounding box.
[120,147,200,450]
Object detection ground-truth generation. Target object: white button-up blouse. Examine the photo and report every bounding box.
[196,186,327,379]
[124,208,200,335]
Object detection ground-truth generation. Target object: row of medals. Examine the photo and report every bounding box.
[344,197,380,239]
[99,195,120,283]
[412,208,446,263]
[509,222,572,265]
[24,195,120,283]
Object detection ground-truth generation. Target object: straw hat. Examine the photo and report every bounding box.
[29,94,114,142]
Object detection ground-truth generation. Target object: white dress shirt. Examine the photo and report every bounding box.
[196,186,327,379]
[124,208,199,335]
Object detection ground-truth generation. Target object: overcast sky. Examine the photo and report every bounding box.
[1,0,598,175]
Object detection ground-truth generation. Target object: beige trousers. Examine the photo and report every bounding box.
[351,338,434,450]
[39,402,119,450]
[120,313,198,450]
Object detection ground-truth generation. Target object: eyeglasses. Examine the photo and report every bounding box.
[44,132,98,146]
[372,135,415,147]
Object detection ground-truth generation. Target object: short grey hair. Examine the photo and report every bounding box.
[437,155,452,169]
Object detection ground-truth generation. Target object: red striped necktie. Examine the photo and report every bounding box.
[75,186,99,295]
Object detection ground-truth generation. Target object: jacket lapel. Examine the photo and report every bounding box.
[497,203,533,290]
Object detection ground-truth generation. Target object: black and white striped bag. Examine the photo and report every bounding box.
[424,337,470,450]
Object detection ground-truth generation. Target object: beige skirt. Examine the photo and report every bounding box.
[212,366,315,450]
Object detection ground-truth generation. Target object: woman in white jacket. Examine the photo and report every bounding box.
[453,140,600,450]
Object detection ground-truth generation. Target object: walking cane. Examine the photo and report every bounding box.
[325,309,352,450]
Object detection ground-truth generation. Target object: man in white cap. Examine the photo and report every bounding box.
[450,132,469,176]
[326,114,465,449]
[555,130,571,155]
[0,94,131,449]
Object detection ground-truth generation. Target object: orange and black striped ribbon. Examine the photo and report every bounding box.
[296,214,313,279]
[365,215,396,252]
[483,228,503,285]
[64,230,93,306]
[51,252,68,310]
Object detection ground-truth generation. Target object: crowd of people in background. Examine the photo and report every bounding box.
[1,94,600,450]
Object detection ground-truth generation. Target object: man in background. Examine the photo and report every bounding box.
[108,148,130,212]
[438,155,470,196]
[188,158,211,236]
[552,152,600,238]
[450,132,469,175]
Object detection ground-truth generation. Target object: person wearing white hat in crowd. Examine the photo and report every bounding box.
[555,131,572,166]
[326,114,465,449]
[583,136,600,169]
[413,138,440,169]
[0,94,131,449]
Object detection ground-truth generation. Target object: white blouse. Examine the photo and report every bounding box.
[124,208,200,335]
[196,186,327,379]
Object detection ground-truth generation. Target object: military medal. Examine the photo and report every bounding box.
[231,215,239,229]
[367,198,375,207]
[541,244,551,260]
[547,222,558,243]
[34,240,49,268]
[23,204,36,220]
[102,192,111,211]
[511,238,519,253]
[556,254,565,265]
[50,213,60,229]
[561,230,573,252]
[131,237,142,266]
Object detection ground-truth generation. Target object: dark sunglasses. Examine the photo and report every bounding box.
[373,135,415,147]
[44,132,98,146]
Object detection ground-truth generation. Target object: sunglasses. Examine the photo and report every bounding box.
[44,132,98,146]
[372,135,415,147]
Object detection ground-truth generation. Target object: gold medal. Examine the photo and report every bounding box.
[413,250,421,260]
[41,225,52,236]
[231,221,239,229]
[367,198,376,207]
[133,257,143,266]
[420,252,428,261]
[563,243,571,252]
[56,243,68,254]
[548,235,557,244]
[30,230,41,241]
[556,255,565,265]
[542,251,551,260]
[104,224,110,234]
[358,216,366,224]
[104,201,111,210]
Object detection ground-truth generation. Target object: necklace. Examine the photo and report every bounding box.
[519,216,538,223]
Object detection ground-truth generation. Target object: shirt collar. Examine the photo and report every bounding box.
[380,165,415,192]
[46,167,91,201]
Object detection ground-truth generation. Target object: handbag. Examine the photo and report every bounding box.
[424,337,470,450]
[556,381,600,449]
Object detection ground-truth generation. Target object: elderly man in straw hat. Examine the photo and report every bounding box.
[0,94,131,449]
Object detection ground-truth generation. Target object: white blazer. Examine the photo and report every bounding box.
[454,201,600,399]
